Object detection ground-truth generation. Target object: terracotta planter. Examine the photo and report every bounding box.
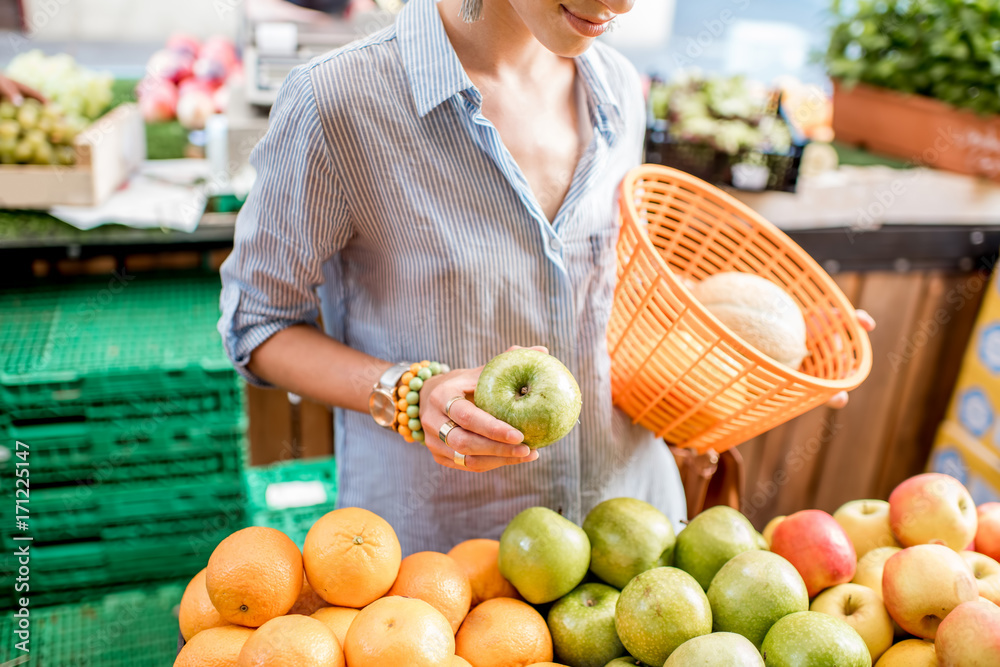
[832,80,1000,182]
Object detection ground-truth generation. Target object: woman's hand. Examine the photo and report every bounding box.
[419,346,546,472]
[825,309,876,409]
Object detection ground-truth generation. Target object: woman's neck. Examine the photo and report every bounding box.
[437,0,566,80]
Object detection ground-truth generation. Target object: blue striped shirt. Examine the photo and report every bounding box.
[219,0,686,553]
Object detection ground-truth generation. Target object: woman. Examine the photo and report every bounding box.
[221,0,862,553]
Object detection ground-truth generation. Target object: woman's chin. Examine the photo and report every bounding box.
[538,33,597,58]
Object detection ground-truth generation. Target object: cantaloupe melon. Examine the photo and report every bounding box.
[690,272,808,370]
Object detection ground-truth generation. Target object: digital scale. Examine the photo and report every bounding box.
[242,0,404,107]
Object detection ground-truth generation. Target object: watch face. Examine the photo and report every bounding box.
[370,389,395,428]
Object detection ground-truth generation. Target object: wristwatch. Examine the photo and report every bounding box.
[369,362,412,428]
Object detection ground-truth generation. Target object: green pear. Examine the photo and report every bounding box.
[499,507,590,604]
[583,497,675,589]
[761,611,871,667]
[665,632,765,666]
[548,583,626,667]
[614,567,712,666]
[675,506,759,590]
[707,550,809,649]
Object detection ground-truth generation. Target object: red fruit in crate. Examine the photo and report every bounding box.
[137,78,178,123]
[193,57,229,87]
[178,77,218,97]
[200,36,239,70]
[177,90,216,130]
[770,509,856,597]
[978,503,1000,562]
[145,48,193,84]
[167,33,202,59]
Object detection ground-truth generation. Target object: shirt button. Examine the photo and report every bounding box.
[549,236,563,252]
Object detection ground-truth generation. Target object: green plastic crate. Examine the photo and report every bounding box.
[244,456,338,547]
[3,383,243,428]
[0,415,246,487]
[0,527,236,609]
[0,272,239,411]
[0,476,246,545]
[0,580,187,666]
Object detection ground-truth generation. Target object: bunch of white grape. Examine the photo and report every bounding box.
[0,98,84,166]
[6,50,113,121]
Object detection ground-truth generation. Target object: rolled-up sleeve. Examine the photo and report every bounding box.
[218,64,351,386]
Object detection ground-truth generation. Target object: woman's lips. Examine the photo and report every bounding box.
[561,5,613,38]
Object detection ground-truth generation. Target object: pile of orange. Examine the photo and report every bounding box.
[174,507,561,667]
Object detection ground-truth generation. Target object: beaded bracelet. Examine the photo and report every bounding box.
[394,360,450,443]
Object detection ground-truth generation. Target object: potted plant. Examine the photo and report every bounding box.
[825,0,1000,181]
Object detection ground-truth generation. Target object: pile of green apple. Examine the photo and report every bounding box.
[497,471,1000,667]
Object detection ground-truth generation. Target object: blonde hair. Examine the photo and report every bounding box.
[460,0,483,22]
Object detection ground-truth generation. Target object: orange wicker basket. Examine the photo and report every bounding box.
[609,165,872,455]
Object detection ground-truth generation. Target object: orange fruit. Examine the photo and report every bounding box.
[206,526,303,627]
[344,595,455,667]
[311,606,361,647]
[453,657,473,667]
[288,576,330,616]
[303,507,401,608]
[455,598,553,667]
[235,614,345,667]
[448,539,521,607]
[388,551,472,633]
[179,568,228,641]
[174,625,253,667]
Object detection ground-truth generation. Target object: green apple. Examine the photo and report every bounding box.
[603,659,645,666]
[474,349,582,448]
[675,506,759,590]
[664,633,765,666]
[583,497,676,590]
[547,583,626,667]
[760,611,871,667]
[499,506,590,604]
[707,550,809,649]
[614,567,712,666]
[810,583,892,662]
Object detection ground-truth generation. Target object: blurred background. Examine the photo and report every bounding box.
[1,0,999,664]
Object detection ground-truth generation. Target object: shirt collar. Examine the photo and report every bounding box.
[397,0,476,118]
[397,0,625,144]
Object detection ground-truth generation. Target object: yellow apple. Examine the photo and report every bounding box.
[873,639,937,666]
[810,583,893,661]
[762,515,785,548]
[882,545,978,639]
[888,473,977,551]
[962,550,1000,605]
[852,546,902,600]
[834,499,900,559]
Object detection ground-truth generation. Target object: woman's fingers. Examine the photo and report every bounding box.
[826,390,849,409]
[856,309,876,332]
[505,344,549,355]
[447,397,525,446]
[423,428,538,472]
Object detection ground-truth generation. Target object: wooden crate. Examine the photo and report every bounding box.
[0,103,145,209]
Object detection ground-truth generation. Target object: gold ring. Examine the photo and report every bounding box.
[438,419,458,445]
[444,396,467,419]
[453,451,466,467]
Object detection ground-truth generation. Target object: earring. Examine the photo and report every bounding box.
[460,0,484,22]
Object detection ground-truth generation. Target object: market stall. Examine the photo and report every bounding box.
[3,0,1000,666]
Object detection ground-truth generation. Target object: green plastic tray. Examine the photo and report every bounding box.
[0,273,237,409]
[0,580,187,666]
[0,476,246,545]
[244,456,338,547]
[0,527,234,609]
[0,415,246,487]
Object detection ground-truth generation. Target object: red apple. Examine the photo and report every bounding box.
[934,599,1000,666]
[882,544,979,639]
[977,503,1000,562]
[889,473,977,551]
[166,33,201,59]
[771,510,857,597]
[137,78,178,123]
